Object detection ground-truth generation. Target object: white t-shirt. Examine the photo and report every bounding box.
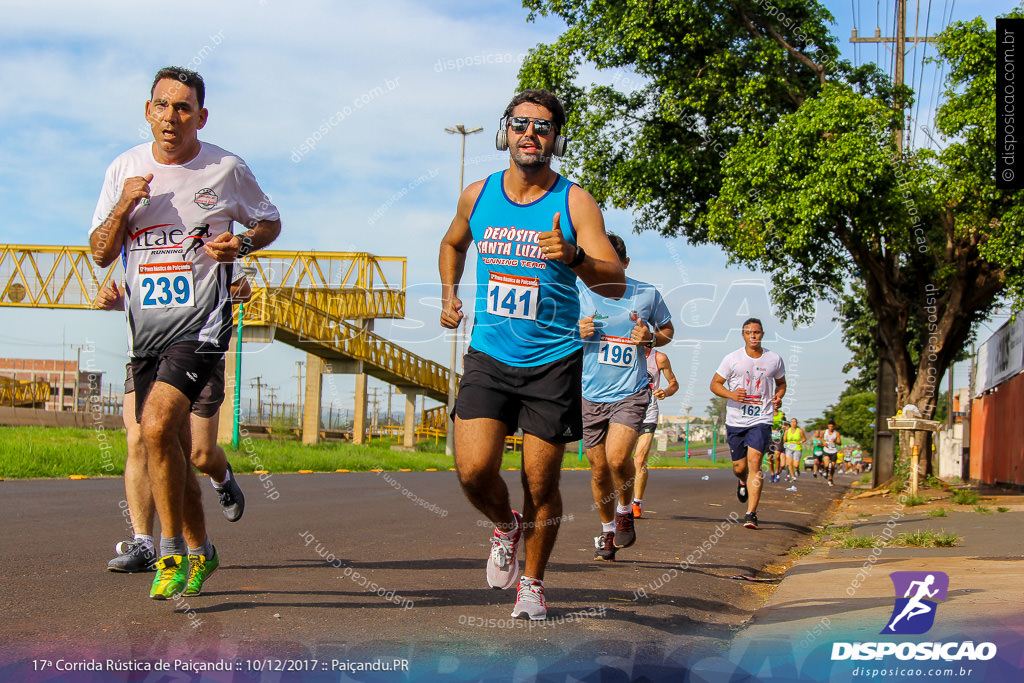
[715,347,785,428]
[643,349,662,424]
[823,428,840,453]
[90,142,278,357]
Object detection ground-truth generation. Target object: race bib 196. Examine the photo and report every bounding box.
[138,262,195,309]
[486,272,539,320]
[598,335,636,367]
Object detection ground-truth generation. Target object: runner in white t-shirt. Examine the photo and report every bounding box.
[88,67,281,601]
[821,420,842,487]
[710,318,786,529]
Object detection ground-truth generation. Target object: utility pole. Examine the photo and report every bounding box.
[266,386,279,422]
[70,343,85,412]
[250,377,263,424]
[850,1,938,153]
[443,123,483,456]
[368,387,380,430]
[851,0,938,486]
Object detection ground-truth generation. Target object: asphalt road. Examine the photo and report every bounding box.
[0,467,850,680]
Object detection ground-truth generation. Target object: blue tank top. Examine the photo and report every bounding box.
[468,170,581,366]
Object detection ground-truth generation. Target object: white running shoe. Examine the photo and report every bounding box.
[486,510,522,590]
[511,576,547,620]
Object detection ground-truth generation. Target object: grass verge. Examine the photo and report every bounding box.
[0,425,731,478]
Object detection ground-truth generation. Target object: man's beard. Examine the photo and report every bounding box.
[512,148,549,169]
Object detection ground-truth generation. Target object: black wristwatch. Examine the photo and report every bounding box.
[567,244,586,268]
[237,234,254,258]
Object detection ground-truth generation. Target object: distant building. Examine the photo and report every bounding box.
[0,358,104,411]
[656,415,715,442]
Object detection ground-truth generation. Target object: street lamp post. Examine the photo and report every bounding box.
[444,123,483,457]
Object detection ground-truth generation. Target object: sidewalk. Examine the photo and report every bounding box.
[722,482,1024,683]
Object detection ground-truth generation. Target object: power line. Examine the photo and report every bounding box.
[911,0,935,148]
[927,0,952,135]
[852,0,860,67]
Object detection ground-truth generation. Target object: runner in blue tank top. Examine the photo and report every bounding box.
[439,89,625,621]
[576,234,674,561]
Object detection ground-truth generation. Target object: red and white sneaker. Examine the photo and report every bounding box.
[511,576,547,620]
[486,510,522,590]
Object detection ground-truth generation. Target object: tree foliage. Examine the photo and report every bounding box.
[519,2,1024,424]
[705,395,727,424]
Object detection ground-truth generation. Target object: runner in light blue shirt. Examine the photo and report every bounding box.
[578,234,673,561]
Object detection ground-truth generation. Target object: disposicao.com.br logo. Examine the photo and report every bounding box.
[831,571,997,662]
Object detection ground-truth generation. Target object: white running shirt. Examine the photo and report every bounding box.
[823,428,839,454]
[715,347,785,428]
[90,142,278,357]
[643,349,662,424]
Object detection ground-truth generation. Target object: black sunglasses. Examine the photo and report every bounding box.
[508,116,554,135]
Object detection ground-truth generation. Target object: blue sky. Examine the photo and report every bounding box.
[0,0,1011,426]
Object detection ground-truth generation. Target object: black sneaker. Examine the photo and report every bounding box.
[108,539,157,573]
[613,510,636,548]
[216,462,245,522]
[737,480,748,503]
[594,532,617,561]
[744,512,759,529]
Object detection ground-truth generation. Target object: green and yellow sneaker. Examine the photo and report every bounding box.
[183,546,219,596]
[149,555,188,600]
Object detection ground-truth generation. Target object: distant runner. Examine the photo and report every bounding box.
[821,420,842,487]
[767,409,786,483]
[631,346,678,519]
[783,418,806,481]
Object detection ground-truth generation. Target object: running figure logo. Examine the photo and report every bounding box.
[881,571,949,635]
[182,224,211,259]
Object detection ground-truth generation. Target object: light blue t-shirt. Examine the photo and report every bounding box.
[578,276,672,402]
[467,171,582,367]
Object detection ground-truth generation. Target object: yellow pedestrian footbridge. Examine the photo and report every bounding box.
[0,375,51,407]
[0,245,456,442]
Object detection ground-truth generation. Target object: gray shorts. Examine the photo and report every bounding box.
[582,386,651,449]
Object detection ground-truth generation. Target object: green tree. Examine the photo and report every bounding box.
[705,395,727,425]
[519,3,1024,458]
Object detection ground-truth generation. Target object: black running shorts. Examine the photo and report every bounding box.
[124,358,226,419]
[130,341,226,423]
[454,348,583,444]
